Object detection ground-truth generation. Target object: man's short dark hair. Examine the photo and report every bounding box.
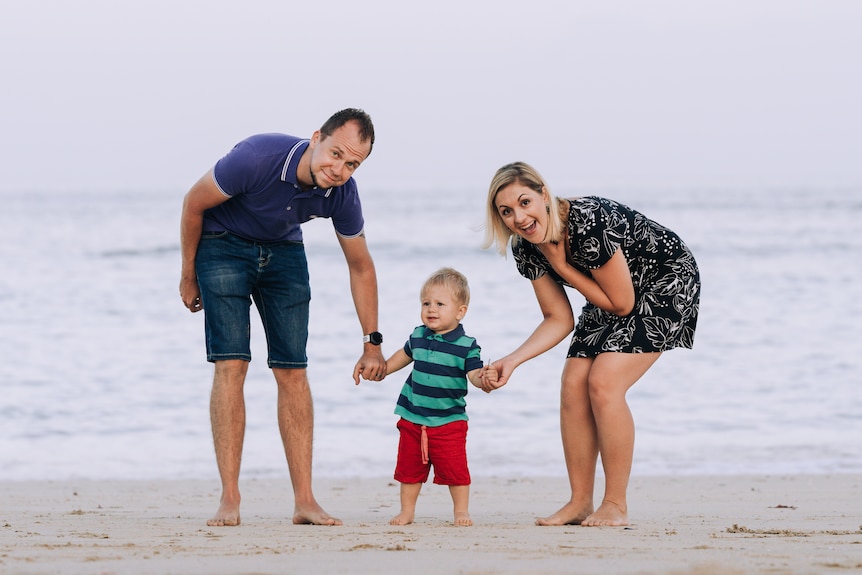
[320,108,375,155]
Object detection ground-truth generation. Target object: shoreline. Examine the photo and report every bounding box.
[2,474,860,574]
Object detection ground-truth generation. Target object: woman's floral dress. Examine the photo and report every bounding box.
[512,196,700,357]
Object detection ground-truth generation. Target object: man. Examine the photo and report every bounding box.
[179,108,385,527]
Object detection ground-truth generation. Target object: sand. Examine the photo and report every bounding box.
[1,474,860,575]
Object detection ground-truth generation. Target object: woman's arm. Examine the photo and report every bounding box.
[481,274,575,391]
[539,242,635,316]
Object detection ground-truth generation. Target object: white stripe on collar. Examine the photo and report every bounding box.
[281,139,309,182]
[281,139,334,196]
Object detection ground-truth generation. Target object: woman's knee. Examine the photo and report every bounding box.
[586,372,622,410]
[560,372,591,413]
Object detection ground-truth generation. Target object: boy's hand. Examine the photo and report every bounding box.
[477,362,502,393]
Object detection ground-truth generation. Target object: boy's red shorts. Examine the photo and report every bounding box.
[394,418,470,486]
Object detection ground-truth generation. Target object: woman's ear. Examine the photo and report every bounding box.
[541,186,551,212]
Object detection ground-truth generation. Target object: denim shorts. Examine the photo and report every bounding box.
[195,231,310,368]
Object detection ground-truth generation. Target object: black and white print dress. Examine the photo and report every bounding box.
[512,196,700,357]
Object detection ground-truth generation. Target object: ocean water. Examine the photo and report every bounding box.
[1,186,860,481]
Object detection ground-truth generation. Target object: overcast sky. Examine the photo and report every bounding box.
[1,0,860,194]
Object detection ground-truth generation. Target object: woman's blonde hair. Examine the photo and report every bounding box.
[481,162,565,255]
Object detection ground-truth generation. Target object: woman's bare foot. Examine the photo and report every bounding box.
[581,501,628,526]
[535,501,593,526]
[207,500,241,526]
[293,503,342,526]
[390,510,415,525]
[454,511,473,526]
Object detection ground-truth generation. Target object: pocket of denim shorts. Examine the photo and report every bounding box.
[201,231,230,240]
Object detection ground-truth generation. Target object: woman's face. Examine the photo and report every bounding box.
[494,182,548,243]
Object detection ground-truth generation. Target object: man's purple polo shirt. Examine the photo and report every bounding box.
[202,133,365,242]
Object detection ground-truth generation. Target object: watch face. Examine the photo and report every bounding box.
[369,332,383,345]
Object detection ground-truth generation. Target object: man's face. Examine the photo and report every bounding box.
[307,120,371,189]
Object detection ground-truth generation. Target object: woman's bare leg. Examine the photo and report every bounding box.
[582,352,661,527]
[537,357,598,526]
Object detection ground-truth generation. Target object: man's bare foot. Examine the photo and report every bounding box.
[454,511,473,526]
[535,502,593,526]
[390,510,415,525]
[581,501,628,526]
[292,503,342,526]
[207,501,241,527]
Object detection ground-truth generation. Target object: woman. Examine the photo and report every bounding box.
[480,162,700,526]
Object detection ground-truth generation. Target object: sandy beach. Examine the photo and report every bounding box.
[2,474,860,574]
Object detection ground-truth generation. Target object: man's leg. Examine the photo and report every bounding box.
[208,359,249,526]
[273,367,342,526]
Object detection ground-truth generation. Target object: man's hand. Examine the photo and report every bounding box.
[352,348,386,385]
[180,275,203,313]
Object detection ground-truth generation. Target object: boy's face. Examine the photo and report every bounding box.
[420,284,467,335]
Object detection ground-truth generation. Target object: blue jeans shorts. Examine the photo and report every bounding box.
[195,231,310,368]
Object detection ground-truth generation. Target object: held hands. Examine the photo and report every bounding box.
[475,360,510,394]
[352,348,387,385]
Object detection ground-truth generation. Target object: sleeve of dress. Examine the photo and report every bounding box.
[512,240,548,281]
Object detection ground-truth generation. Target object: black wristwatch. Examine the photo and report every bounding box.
[363,331,383,345]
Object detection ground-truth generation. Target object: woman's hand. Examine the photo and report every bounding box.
[537,241,567,273]
[477,358,515,393]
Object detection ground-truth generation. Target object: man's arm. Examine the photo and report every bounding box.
[337,233,387,383]
[179,171,230,312]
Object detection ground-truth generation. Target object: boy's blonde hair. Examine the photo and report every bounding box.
[421,267,470,306]
[482,161,566,255]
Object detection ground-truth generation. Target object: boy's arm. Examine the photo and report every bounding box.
[384,349,412,378]
[356,347,410,385]
[467,368,483,388]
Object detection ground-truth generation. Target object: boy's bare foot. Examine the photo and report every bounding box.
[293,503,342,526]
[581,501,628,526]
[454,511,473,526]
[535,501,593,526]
[207,501,241,526]
[389,510,415,525]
